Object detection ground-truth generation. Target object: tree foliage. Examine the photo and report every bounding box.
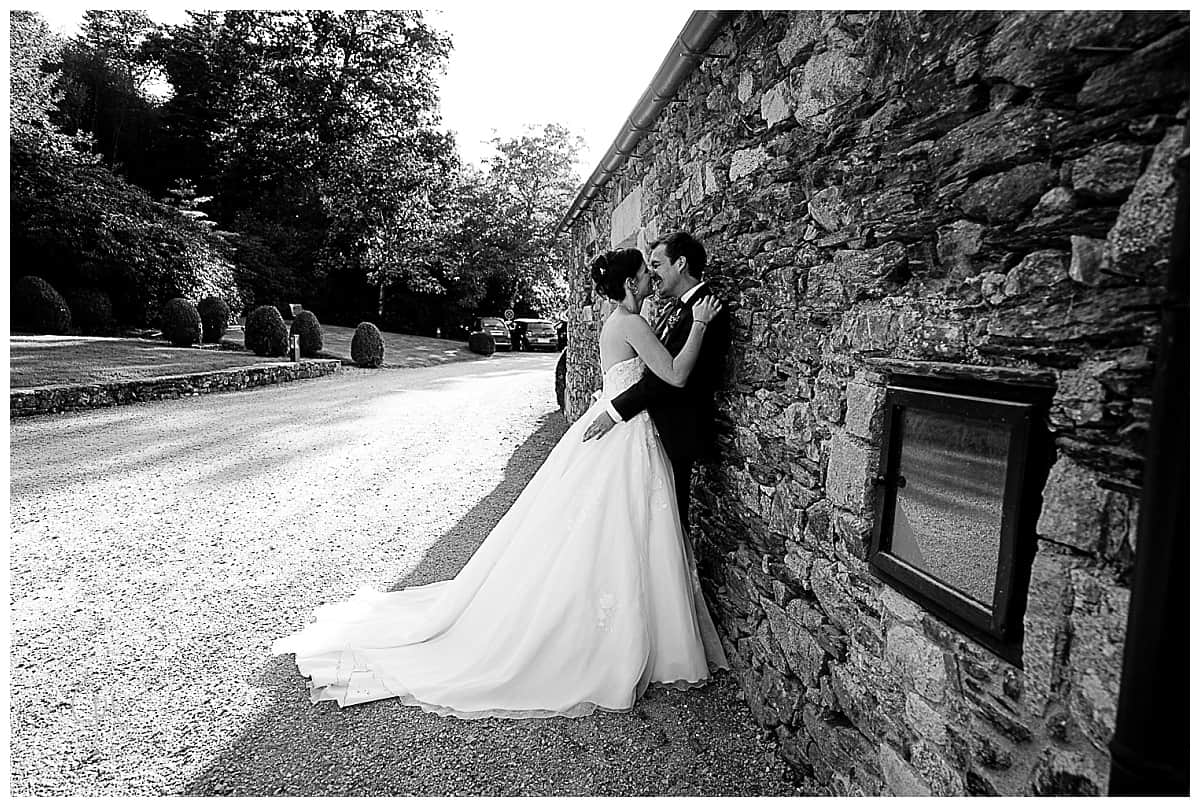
[10,11,90,163]
[482,123,583,317]
[57,11,165,188]
[11,10,586,337]
[10,11,241,328]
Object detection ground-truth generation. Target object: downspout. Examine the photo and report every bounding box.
[555,11,733,236]
[1107,144,1190,794]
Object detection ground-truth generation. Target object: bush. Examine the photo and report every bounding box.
[468,331,496,356]
[555,350,567,409]
[64,287,115,335]
[197,296,230,343]
[245,304,289,357]
[160,297,202,346]
[351,321,385,368]
[13,275,71,334]
[12,158,242,328]
[290,310,323,357]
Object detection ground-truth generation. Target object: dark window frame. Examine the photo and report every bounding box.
[869,373,1053,666]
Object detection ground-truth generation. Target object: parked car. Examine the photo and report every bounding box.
[512,318,561,352]
[473,316,512,350]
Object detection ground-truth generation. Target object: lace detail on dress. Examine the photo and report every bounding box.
[596,593,617,631]
[601,356,645,400]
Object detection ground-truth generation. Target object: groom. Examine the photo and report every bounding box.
[582,230,729,532]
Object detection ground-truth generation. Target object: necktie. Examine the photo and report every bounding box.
[654,299,682,339]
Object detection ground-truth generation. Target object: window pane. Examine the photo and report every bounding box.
[890,407,1009,605]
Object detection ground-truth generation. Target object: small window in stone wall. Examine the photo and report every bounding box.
[869,373,1054,665]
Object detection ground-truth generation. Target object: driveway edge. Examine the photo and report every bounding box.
[10,359,341,418]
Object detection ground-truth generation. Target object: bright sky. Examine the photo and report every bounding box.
[34,3,695,180]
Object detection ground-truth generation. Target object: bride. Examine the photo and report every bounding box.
[273,247,728,718]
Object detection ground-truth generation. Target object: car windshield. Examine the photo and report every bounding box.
[481,318,505,328]
[527,323,555,334]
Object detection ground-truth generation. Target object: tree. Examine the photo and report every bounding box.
[10,11,90,162]
[483,123,583,316]
[57,11,167,189]
[11,12,242,327]
[150,10,456,315]
[320,127,459,319]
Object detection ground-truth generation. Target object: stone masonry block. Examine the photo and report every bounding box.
[910,739,967,795]
[1051,362,1110,428]
[777,12,823,66]
[764,598,827,686]
[1104,125,1185,280]
[959,162,1056,224]
[884,623,948,704]
[794,50,867,127]
[1066,567,1130,752]
[1068,235,1107,286]
[825,431,874,512]
[730,146,769,182]
[811,556,863,633]
[1029,745,1107,796]
[905,692,950,747]
[1069,141,1144,201]
[1037,455,1122,555]
[880,742,932,796]
[845,306,910,354]
[879,585,925,625]
[737,70,755,103]
[1032,185,1076,217]
[761,76,797,128]
[809,185,857,232]
[1021,544,1075,717]
[844,380,884,440]
[1003,249,1069,297]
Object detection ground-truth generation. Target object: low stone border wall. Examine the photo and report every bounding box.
[11,359,341,418]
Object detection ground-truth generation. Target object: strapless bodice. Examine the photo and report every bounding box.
[602,356,645,400]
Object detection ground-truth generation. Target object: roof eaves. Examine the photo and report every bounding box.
[554,11,733,237]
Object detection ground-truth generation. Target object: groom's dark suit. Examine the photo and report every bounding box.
[610,284,729,531]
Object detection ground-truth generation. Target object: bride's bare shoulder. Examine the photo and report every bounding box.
[603,309,639,334]
[614,310,652,336]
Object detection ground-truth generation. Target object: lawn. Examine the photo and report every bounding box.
[219,323,482,369]
[9,336,283,389]
[10,324,484,390]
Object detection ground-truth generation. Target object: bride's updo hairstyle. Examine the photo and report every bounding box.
[590,248,644,301]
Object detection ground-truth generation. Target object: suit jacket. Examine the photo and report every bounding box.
[611,286,729,467]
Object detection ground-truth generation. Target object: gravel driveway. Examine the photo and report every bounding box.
[10,352,799,796]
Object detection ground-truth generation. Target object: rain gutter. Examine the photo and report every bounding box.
[555,10,733,236]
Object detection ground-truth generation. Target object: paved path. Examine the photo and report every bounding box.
[10,353,798,796]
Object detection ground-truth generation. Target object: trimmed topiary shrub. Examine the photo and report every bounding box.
[13,275,71,334]
[351,321,385,368]
[160,297,202,346]
[64,287,116,335]
[245,304,289,357]
[290,310,324,357]
[197,296,230,343]
[468,331,496,356]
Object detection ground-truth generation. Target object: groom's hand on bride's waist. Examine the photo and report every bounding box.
[582,412,616,441]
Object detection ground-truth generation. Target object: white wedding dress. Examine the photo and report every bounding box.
[272,356,728,718]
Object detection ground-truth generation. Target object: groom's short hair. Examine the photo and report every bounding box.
[652,231,707,279]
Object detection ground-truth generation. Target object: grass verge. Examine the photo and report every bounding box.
[11,324,487,389]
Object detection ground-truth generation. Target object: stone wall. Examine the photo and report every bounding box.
[11,359,341,417]
[562,11,1187,796]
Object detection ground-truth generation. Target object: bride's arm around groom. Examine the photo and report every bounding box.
[583,231,730,460]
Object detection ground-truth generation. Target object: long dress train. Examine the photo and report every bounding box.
[272,356,728,719]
